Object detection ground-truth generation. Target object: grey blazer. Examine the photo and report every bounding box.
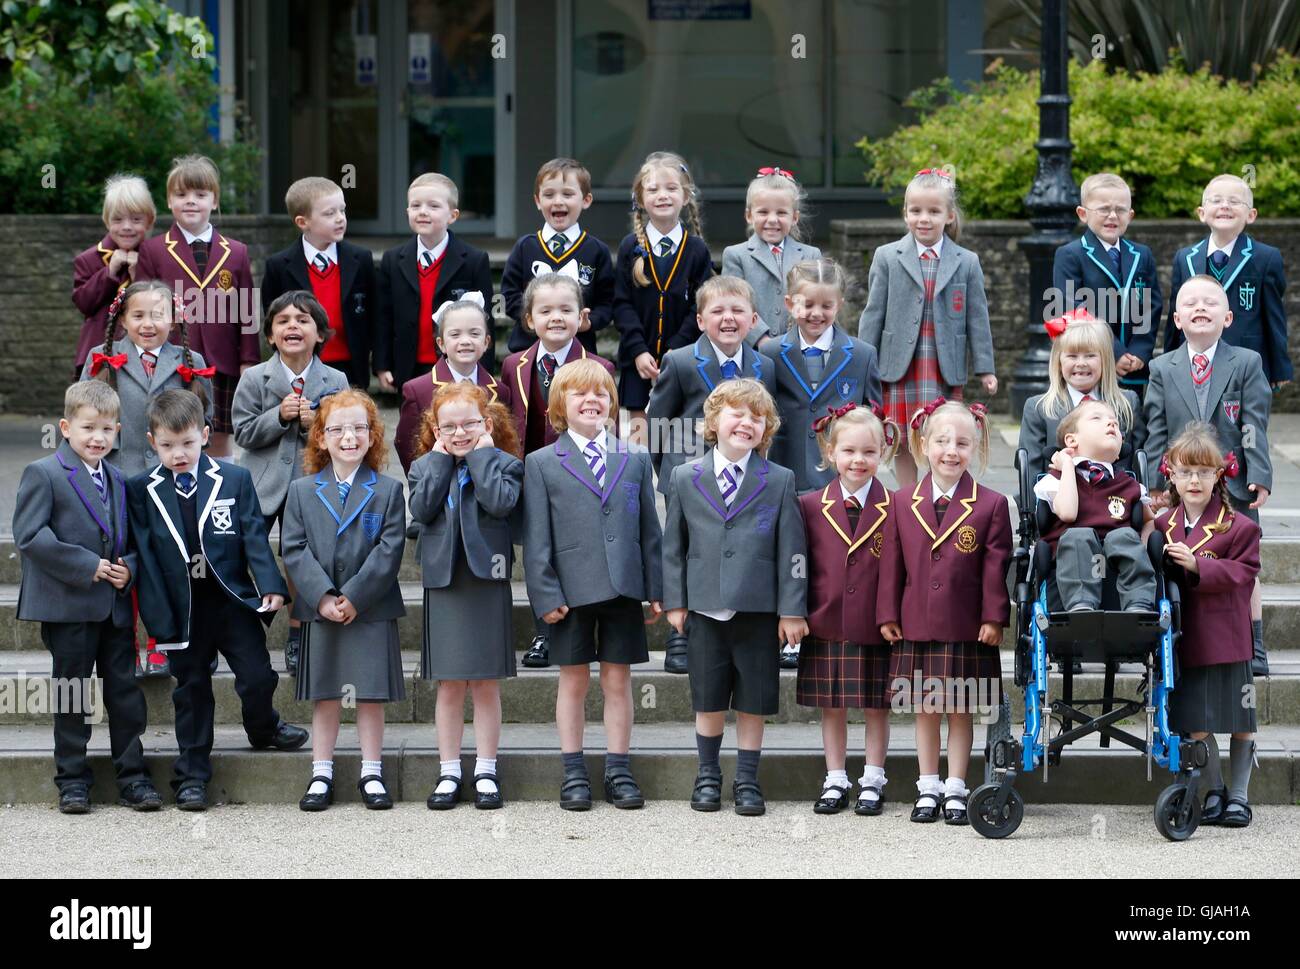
[232,354,349,516]
[662,451,807,617]
[761,325,883,492]
[408,447,524,587]
[522,433,664,617]
[857,234,995,385]
[645,335,776,493]
[720,235,822,345]
[281,466,407,623]
[1144,343,1273,503]
[14,441,136,625]
[1019,389,1146,483]
[80,340,215,477]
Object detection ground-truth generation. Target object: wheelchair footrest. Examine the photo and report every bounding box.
[1042,609,1166,648]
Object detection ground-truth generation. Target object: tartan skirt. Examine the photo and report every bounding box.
[881,316,963,426]
[886,639,1001,714]
[209,370,239,434]
[796,637,892,709]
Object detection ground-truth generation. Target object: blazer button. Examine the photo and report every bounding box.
[931,581,941,590]
[282,455,292,464]
[606,535,615,542]
[603,507,611,515]
[846,587,855,594]
[847,555,856,565]
[932,551,941,561]
[725,550,734,558]
[725,522,734,529]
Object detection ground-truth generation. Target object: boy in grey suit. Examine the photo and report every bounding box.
[14,382,160,813]
[1146,274,1272,673]
[664,379,808,816]
[522,360,663,812]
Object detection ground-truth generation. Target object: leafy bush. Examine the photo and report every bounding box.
[858,54,1300,219]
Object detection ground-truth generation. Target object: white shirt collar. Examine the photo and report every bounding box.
[567,427,606,455]
[713,447,753,479]
[280,354,313,384]
[915,235,944,260]
[1187,340,1219,367]
[178,224,213,245]
[334,465,360,487]
[1101,239,1121,253]
[646,222,684,252]
[1066,385,1100,406]
[538,340,574,367]
[302,237,338,267]
[1072,455,1114,474]
[132,342,162,359]
[1207,236,1237,259]
[799,327,835,353]
[931,477,958,502]
[767,236,786,252]
[709,340,744,369]
[839,478,873,506]
[417,234,450,264]
[1183,509,1203,530]
[82,458,105,477]
[542,223,580,244]
[448,365,478,384]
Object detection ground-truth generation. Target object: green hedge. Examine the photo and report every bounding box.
[858,54,1300,219]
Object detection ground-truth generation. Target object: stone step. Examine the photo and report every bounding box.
[1,721,1295,806]
[3,650,1298,727]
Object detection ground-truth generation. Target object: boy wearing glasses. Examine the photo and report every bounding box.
[1053,172,1163,397]
[1164,173,1292,390]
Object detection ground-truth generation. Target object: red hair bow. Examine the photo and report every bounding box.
[916,168,951,179]
[757,165,795,180]
[1044,306,1096,339]
[910,396,947,430]
[178,364,216,382]
[811,402,857,434]
[866,400,898,446]
[1223,451,1240,478]
[967,401,988,423]
[1158,454,1171,477]
[90,352,127,376]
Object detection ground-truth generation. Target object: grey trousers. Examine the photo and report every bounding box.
[1056,526,1156,611]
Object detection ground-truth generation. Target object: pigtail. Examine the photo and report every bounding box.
[95,312,119,391]
[968,402,991,473]
[683,195,705,242]
[631,208,652,288]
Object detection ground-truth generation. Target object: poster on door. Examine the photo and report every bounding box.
[355,35,377,87]
[409,33,432,86]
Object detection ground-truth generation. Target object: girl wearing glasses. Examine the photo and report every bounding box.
[282,389,408,811]
[408,383,524,809]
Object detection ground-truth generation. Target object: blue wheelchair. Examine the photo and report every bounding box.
[968,448,1209,841]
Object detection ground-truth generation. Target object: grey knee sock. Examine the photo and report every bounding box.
[696,732,722,770]
[1201,734,1224,790]
[736,748,761,784]
[1228,737,1255,803]
[561,750,587,778]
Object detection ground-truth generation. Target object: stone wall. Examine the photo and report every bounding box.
[829,218,1300,414]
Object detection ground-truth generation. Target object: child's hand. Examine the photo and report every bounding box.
[318,595,345,623]
[377,371,396,392]
[1147,488,1170,512]
[1165,541,1199,574]
[259,593,285,612]
[779,616,809,646]
[430,437,449,454]
[1049,448,1074,473]
[666,608,687,635]
[93,558,114,583]
[474,430,495,449]
[978,622,1003,646]
[645,600,664,625]
[577,307,592,333]
[298,405,315,429]
[106,558,131,590]
[336,595,357,624]
[279,393,301,423]
[108,249,131,277]
[634,352,660,381]
[542,605,570,625]
[879,622,902,643]
[1249,484,1270,509]
[979,372,998,395]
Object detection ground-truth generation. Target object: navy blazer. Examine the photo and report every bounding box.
[127,455,288,648]
[1163,233,1292,385]
[501,230,616,354]
[1052,229,1163,387]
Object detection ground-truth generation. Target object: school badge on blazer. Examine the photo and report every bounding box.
[836,377,858,400]
[1199,550,1219,559]
[622,480,640,514]
[362,512,382,540]
[870,531,885,558]
[1223,399,1241,423]
[951,289,964,313]
[211,505,235,535]
[218,269,234,291]
[577,263,595,286]
[754,504,777,534]
[1108,496,1127,520]
[1239,282,1255,311]
[954,525,978,553]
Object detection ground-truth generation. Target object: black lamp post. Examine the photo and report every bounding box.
[1009,0,1078,415]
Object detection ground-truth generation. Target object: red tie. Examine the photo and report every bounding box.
[141,351,156,378]
[934,494,950,522]
[771,245,781,258]
[921,248,937,261]
[1080,393,1093,402]
[1192,353,1211,385]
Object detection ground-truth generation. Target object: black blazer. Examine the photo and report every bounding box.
[127,455,288,648]
[261,238,377,388]
[375,232,495,387]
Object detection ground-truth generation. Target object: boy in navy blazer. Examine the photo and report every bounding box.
[375,173,495,390]
[1163,173,1292,389]
[1052,172,1163,394]
[127,391,307,809]
[261,177,377,389]
[14,382,160,813]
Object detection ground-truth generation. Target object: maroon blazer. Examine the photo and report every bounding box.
[395,359,502,474]
[1156,493,1260,668]
[72,236,132,373]
[877,471,1013,642]
[799,478,891,644]
[497,343,615,452]
[134,225,259,376]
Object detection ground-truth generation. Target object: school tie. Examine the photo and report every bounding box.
[91,468,108,505]
[934,494,950,523]
[1080,393,1093,402]
[771,245,782,260]
[803,346,825,383]
[291,376,305,397]
[313,253,330,273]
[720,359,739,380]
[657,237,674,257]
[420,251,434,270]
[844,494,861,534]
[549,232,568,257]
[719,465,740,506]
[191,239,209,278]
[539,353,558,388]
[141,350,157,379]
[1085,461,1111,485]
[1192,353,1211,385]
[447,462,470,510]
[584,440,606,489]
[337,480,351,505]
[1210,250,1229,274]
[175,472,197,498]
[921,248,937,261]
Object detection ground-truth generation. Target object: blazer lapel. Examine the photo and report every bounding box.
[1184,239,1208,278]
[432,235,467,305]
[398,237,420,296]
[117,342,151,392]
[691,456,729,520]
[897,236,923,289]
[693,336,724,391]
[152,343,181,388]
[477,364,501,404]
[514,347,536,412]
[264,355,293,401]
[819,482,856,547]
[302,357,330,402]
[909,474,941,542]
[747,236,782,281]
[1080,230,1121,289]
[338,244,360,301]
[197,454,223,537]
[54,446,113,543]
[822,478,890,553]
[1166,345,1199,417]
[600,435,631,504]
[726,454,768,521]
[337,467,378,535]
[288,248,313,291]
[931,244,960,297]
[778,331,816,400]
[811,329,855,404]
[556,433,604,499]
[145,464,190,564]
[931,471,977,550]
[1202,344,1235,417]
[1218,235,1254,293]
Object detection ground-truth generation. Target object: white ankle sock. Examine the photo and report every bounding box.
[307,760,334,796]
[858,764,887,800]
[361,759,385,795]
[917,773,943,801]
[435,759,462,795]
[823,769,850,791]
[475,757,499,794]
[943,775,968,800]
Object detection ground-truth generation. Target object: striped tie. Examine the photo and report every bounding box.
[176,472,196,498]
[314,253,330,273]
[934,494,950,523]
[657,237,673,257]
[338,480,350,505]
[584,441,605,489]
[719,465,739,506]
[91,468,107,505]
[844,494,861,534]
[141,351,157,379]
[448,462,470,510]
[550,232,568,257]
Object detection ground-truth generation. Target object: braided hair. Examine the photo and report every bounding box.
[629,151,703,288]
[96,280,208,413]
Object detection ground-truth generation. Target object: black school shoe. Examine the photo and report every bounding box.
[249,720,309,751]
[691,765,722,812]
[427,775,463,810]
[559,772,592,811]
[855,785,885,816]
[358,775,393,810]
[299,776,334,812]
[910,791,941,823]
[1201,786,1229,826]
[118,781,163,811]
[663,631,689,674]
[943,792,969,826]
[603,768,645,809]
[58,785,91,814]
[522,636,550,669]
[474,774,504,810]
[1220,798,1253,828]
[813,783,850,814]
[176,783,208,812]
[733,779,766,816]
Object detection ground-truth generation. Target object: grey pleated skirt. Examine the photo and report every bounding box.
[1170,660,1256,734]
[420,552,516,681]
[295,618,406,702]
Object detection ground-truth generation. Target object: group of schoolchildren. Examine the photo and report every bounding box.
[15,150,1280,831]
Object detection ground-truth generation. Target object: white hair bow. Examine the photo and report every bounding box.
[432,290,486,326]
[531,259,581,282]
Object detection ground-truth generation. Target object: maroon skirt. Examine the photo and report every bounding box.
[796,637,892,709]
[886,639,1001,714]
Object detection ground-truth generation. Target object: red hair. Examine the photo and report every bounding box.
[415,382,521,459]
[302,390,388,474]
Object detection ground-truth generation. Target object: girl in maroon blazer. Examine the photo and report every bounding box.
[72,174,156,380]
[878,398,1012,825]
[797,403,900,817]
[1155,423,1261,828]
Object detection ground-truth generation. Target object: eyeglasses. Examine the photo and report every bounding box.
[436,419,485,436]
[323,423,370,439]
[1170,469,1220,482]
[1084,205,1130,218]
[1203,196,1248,208]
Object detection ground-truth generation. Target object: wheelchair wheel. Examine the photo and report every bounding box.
[1154,783,1202,842]
[968,783,1024,839]
[982,691,1013,785]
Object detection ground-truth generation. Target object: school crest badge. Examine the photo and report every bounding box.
[361,512,382,540]
[870,531,885,558]
[211,506,234,535]
[951,290,964,313]
[954,525,978,553]
[754,503,777,534]
[622,480,639,514]
[837,377,858,400]
[218,269,234,291]
[1108,496,1127,520]
[1239,282,1256,312]
[1223,400,1241,423]
[578,263,595,286]
[1199,550,1219,559]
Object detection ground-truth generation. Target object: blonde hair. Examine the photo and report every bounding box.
[702,378,780,452]
[1040,317,1134,428]
[65,380,120,420]
[785,259,848,332]
[408,172,459,208]
[547,359,619,433]
[907,400,989,473]
[1176,273,1229,309]
[744,170,808,242]
[102,174,156,227]
[1164,422,1236,532]
[815,405,899,472]
[1079,172,1132,206]
[629,151,703,287]
[285,177,343,220]
[165,154,220,201]
[904,168,962,242]
[1201,173,1254,209]
[695,275,755,315]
